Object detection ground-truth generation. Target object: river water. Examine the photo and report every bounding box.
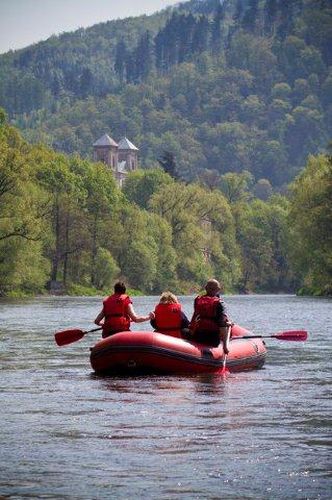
[0,294,331,499]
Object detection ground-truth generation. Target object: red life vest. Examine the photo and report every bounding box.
[191,295,221,333]
[154,302,182,338]
[102,293,131,337]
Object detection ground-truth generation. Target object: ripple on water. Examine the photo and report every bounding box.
[0,295,331,499]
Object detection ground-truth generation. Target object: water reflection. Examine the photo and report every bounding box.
[0,295,331,499]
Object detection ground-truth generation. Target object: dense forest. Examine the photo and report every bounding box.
[0,0,331,297]
[0,111,331,297]
[0,0,331,187]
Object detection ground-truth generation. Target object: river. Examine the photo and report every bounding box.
[0,294,331,499]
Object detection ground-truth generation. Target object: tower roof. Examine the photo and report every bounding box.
[93,134,118,147]
[118,137,139,151]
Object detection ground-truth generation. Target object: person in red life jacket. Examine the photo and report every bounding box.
[189,279,231,353]
[94,281,153,338]
[150,291,190,338]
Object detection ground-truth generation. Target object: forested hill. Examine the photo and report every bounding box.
[1,111,331,297]
[0,0,331,187]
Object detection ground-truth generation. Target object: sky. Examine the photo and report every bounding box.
[0,0,182,54]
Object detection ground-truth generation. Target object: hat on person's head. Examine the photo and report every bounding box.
[205,279,221,295]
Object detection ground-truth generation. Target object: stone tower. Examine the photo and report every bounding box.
[93,133,139,187]
[93,134,118,170]
[118,137,139,172]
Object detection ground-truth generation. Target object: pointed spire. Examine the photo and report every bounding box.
[93,134,118,147]
[118,136,139,151]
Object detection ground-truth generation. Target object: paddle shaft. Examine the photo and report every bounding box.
[221,325,231,374]
[84,327,103,334]
[233,330,307,341]
[239,334,281,339]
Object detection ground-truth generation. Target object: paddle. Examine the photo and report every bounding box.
[221,354,229,375]
[221,325,231,375]
[54,326,102,346]
[233,330,308,342]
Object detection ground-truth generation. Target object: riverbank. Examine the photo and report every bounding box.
[3,285,331,299]
[1,284,145,299]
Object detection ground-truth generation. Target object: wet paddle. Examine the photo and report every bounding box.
[221,354,229,375]
[221,325,231,375]
[54,326,102,346]
[233,330,308,342]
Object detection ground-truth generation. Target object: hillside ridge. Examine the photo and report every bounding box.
[0,0,331,186]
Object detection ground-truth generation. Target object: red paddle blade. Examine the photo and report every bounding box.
[54,329,85,346]
[220,355,230,376]
[273,330,308,341]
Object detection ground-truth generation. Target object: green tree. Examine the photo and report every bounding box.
[242,0,259,33]
[79,159,120,287]
[123,167,173,209]
[149,182,239,291]
[115,205,158,292]
[219,171,254,205]
[114,39,128,83]
[93,248,120,290]
[264,0,278,36]
[210,4,224,54]
[0,122,50,294]
[158,150,179,179]
[289,153,332,295]
[235,197,292,293]
[148,213,178,292]
[33,149,86,284]
[253,178,273,201]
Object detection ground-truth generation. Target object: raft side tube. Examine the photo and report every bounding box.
[90,329,267,375]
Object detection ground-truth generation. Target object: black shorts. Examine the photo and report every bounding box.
[192,331,220,347]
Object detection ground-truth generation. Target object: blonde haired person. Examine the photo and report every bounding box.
[160,291,178,304]
[150,291,189,338]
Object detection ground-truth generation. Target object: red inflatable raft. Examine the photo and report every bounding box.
[90,325,267,375]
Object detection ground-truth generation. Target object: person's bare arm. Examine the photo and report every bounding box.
[216,300,231,354]
[127,304,153,323]
[94,310,105,326]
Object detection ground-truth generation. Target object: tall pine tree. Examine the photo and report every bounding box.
[114,39,127,83]
[242,0,259,33]
[211,4,225,55]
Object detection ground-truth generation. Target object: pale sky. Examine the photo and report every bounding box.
[0,0,181,54]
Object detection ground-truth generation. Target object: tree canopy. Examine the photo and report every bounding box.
[0,0,330,187]
[0,115,330,296]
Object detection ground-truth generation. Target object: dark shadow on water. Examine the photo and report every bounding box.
[88,370,235,398]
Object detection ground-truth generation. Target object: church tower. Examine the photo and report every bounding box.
[93,134,118,170]
[118,137,139,171]
[93,133,139,187]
